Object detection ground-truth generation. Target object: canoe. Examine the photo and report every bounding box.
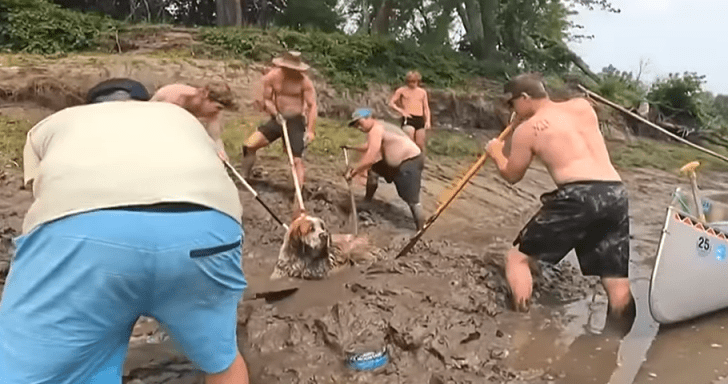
[649,189,728,324]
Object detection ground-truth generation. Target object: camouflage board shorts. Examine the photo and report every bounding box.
[514,181,630,277]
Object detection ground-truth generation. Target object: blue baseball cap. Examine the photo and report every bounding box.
[348,108,373,127]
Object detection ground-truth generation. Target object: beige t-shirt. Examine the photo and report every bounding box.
[22,101,242,234]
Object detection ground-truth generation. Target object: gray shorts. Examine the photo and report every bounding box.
[370,154,424,205]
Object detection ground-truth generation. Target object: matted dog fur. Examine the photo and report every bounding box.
[271,214,378,280]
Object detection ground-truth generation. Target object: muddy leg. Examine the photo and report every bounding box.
[408,203,425,230]
[205,352,249,384]
[365,171,378,202]
[505,246,534,312]
[240,131,269,178]
[602,277,636,334]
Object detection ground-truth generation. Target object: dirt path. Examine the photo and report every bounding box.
[4,148,727,383]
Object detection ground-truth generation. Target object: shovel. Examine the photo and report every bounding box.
[342,147,359,235]
[220,155,289,230]
[396,117,517,258]
[279,114,306,214]
[242,287,299,302]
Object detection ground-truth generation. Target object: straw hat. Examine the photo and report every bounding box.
[272,51,310,71]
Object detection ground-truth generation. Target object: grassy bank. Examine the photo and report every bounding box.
[610,138,728,172]
[4,113,725,176]
[221,115,482,161]
[0,115,31,169]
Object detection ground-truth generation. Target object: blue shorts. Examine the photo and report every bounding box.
[0,207,247,384]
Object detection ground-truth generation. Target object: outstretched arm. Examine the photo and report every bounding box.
[262,77,278,117]
[389,88,409,117]
[303,78,317,141]
[349,127,382,178]
[423,90,431,129]
[205,112,229,161]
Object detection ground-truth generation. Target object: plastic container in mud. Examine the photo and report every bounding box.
[345,344,389,371]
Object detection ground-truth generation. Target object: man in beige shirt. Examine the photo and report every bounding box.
[344,108,425,230]
[485,73,635,331]
[0,80,250,384]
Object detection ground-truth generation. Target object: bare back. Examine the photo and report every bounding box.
[151,84,198,108]
[264,68,313,117]
[525,98,620,185]
[376,121,421,167]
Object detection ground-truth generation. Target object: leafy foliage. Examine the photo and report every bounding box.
[647,72,711,127]
[276,0,342,33]
[594,65,647,108]
[0,0,116,53]
[199,27,513,89]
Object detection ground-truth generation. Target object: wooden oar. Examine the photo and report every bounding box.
[395,120,517,258]
[279,114,306,213]
[680,160,705,221]
[578,84,728,165]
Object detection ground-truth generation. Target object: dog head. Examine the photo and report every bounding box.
[289,214,330,253]
[272,214,332,280]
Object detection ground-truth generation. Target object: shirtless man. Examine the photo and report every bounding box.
[240,51,317,186]
[389,70,431,151]
[151,82,237,161]
[485,73,635,328]
[344,108,425,230]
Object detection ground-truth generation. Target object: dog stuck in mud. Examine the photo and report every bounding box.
[271,213,378,280]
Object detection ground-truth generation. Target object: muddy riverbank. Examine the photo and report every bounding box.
[3,152,727,383]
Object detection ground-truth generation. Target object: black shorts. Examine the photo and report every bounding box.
[513,181,630,277]
[401,115,425,130]
[258,115,306,157]
[370,154,424,205]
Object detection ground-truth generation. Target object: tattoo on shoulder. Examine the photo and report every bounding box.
[532,120,550,135]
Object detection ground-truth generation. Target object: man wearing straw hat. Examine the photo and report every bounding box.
[485,73,635,330]
[240,51,318,187]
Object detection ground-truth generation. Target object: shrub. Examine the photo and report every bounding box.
[199,27,512,90]
[0,0,116,54]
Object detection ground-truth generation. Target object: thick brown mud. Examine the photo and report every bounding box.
[3,147,728,384]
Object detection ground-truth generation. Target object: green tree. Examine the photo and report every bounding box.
[276,0,342,32]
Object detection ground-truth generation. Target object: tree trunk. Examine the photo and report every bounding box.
[459,0,486,59]
[216,0,241,26]
[478,0,498,60]
[371,0,393,35]
[566,48,601,83]
[356,0,371,34]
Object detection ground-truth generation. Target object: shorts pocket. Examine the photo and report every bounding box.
[189,237,247,297]
[190,239,242,258]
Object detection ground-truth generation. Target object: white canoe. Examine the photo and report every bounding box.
[649,189,728,324]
